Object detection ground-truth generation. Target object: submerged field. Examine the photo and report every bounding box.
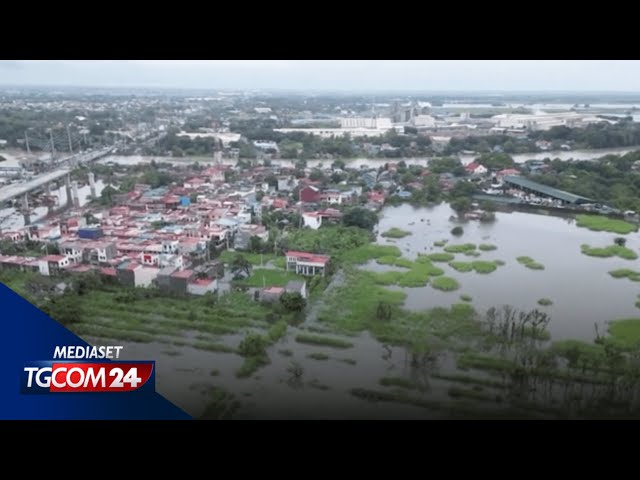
[5,203,640,419]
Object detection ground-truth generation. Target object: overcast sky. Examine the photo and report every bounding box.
[1,60,639,92]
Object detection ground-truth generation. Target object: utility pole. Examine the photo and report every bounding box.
[67,124,73,153]
[25,131,31,154]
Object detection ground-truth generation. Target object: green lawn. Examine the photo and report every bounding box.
[235,269,305,287]
[607,318,640,349]
[219,250,279,266]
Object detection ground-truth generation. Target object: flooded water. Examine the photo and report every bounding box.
[98,146,640,171]
[374,203,640,342]
[0,180,105,230]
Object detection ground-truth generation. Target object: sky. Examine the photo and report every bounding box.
[0,60,639,92]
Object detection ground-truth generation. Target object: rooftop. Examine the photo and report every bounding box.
[503,175,593,204]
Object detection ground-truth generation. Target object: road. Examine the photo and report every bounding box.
[0,146,114,204]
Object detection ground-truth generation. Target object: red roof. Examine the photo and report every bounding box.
[100,267,117,277]
[465,162,479,171]
[170,269,194,279]
[498,168,520,175]
[185,177,205,185]
[190,278,215,286]
[286,250,330,264]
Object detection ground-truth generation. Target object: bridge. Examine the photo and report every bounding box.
[0,146,115,204]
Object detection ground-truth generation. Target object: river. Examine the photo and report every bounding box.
[98,146,640,170]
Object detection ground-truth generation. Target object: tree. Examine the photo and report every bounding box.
[99,185,118,206]
[248,236,268,254]
[331,159,346,170]
[451,226,464,236]
[450,197,472,213]
[614,237,627,247]
[342,207,379,231]
[279,292,306,312]
[230,254,252,278]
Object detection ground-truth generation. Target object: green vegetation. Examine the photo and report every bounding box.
[425,252,455,262]
[581,243,638,260]
[434,240,448,247]
[575,215,637,235]
[341,244,402,265]
[368,271,405,285]
[431,276,460,292]
[607,318,640,350]
[307,352,330,361]
[295,334,354,349]
[479,244,497,251]
[235,269,304,287]
[431,372,506,389]
[494,259,506,266]
[220,251,279,266]
[448,387,498,403]
[517,256,545,270]
[381,227,412,238]
[379,377,423,391]
[460,294,473,302]
[376,256,414,268]
[608,269,640,281]
[538,298,553,306]
[451,226,464,236]
[267,320,288,342]
[236,356,268,378]
[444,243,477,254]
[457,353,516,372]
[449,260,499,274]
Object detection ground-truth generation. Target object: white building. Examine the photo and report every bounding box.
[302,212,322,230]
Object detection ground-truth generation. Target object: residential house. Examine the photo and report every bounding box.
[285,280,307,299]
[285,250,330,276]
[302,212,322,230]
[299,185,321,203]
[115,261,158,288]
[260,286,285,303]
[465,162,488,176]
[0,255,40,273]
[187,277,217,296]
[38,255,71,277]
[277,175,296,192]
[234,224,269,250]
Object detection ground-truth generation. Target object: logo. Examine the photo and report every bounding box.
[21,345,155,394]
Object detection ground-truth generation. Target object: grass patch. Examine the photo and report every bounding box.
[581,244,638,260]
[376,256,413,268]
[219,250,278,266]
[368,271,405,285]
[494,259,506,266]
[517,256,545,270]
[434,240,448,247]
[307,352,329,360]
[608,269,640,281]
[457,353,516,373]
[425,252,455,262]
[236,356,268,378]
[464,251,482,257]
[235,268,304,287]
[575,214,637,235]
[267,320,288,343]
[431,372,506,389]
[607,318,640,350]
[444,243,477,254]
[295,333,354,349]
[471,261,498,274]
[431,276,460,291]
[449,261,497,274]
[460,294,472,302]
[479,244,497,251]
[449,261,474,272]
[381,227,412,238]
[538,298,553,306]
[379,377,423,391]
